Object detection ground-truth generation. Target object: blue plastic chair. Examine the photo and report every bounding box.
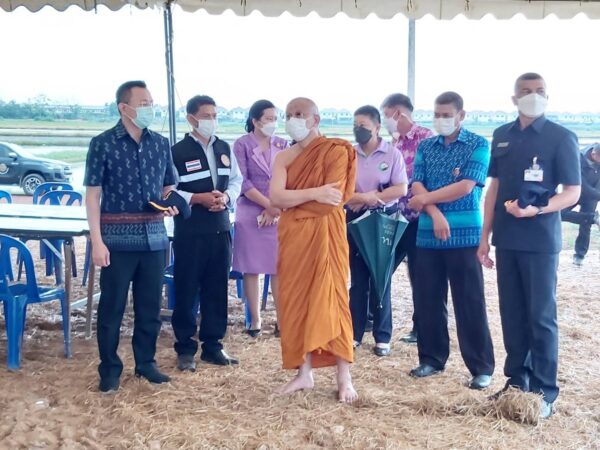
[232,272,270,328]
[0,235,68,370]
[0,190,14,281]
[81,239,92,286]
[164,264,176,310]
[36,190,82,284]
[32,182,73,204]
[163,264,199,320]
[39,190,82,207]
[17,183,75,283]
[0,190,12,203]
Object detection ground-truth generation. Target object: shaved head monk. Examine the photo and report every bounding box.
[270,97,358,403]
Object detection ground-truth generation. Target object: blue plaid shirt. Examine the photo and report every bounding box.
[412,128,490,249]
[84,120,177,251]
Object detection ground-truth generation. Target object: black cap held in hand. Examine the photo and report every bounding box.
[147,190,192,219]
[517,182,551,209]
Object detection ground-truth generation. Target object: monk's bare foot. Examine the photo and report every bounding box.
[277,373,314,395]
[337,376,358,404]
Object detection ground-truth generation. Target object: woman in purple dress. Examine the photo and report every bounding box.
[232,100,288,336]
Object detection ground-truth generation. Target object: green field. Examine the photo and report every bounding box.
[1,118,599,165]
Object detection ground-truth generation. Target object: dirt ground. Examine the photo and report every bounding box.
[1,232,599,449]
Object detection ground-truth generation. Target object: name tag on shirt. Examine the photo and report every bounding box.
[497,142,510,148]
[524,169,543,182]
[185,159,202,172]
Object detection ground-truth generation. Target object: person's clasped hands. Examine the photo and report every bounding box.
[258,204,281,227]
[347,191,384,212]
[196,190,229,212]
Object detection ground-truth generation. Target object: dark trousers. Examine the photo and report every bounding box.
[348,232,392,344]
[394,220,419,331]
[496,250,559,403]
[561,200,598,258]
[172,232,231,356]
[97,250,165,380]
[414,247,494,376]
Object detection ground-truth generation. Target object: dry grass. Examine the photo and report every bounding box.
[0,237,599,449]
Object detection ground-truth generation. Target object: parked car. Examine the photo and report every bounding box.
[0,142,72,195]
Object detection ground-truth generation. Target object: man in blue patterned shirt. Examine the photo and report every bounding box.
[406,91,495,390]
[84,80,178,393]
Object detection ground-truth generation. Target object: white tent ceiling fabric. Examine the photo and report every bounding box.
[2,0,600,19]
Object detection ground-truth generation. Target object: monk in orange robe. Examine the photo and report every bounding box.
[270,97,358,403]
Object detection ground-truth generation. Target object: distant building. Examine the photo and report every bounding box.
[321,108,338,123]
[23,102,600,128]
[413,110,431,122]
[337,109,353,123]
[229,107,248,121]
[79,105,107,115]
[217,106,228,120]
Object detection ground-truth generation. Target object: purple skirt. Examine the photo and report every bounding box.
[232,201,278,275]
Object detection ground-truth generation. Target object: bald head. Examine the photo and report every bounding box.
[286,97,319,117]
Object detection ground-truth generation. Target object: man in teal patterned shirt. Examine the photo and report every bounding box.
[406,91,495,390]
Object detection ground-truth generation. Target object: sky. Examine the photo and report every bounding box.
[0,6,599,113]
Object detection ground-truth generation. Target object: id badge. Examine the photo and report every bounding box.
[524,156,543,181]
[524,169,543,181]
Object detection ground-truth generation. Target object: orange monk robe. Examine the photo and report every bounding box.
[277,136,357,369]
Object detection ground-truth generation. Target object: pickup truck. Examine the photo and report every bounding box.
[0,141,72,195]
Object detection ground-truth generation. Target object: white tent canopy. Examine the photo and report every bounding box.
[2,0,600,19]
[2,0,597,143]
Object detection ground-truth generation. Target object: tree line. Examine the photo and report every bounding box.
[0,98,119,121]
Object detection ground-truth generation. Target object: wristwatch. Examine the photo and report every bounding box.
[536,206,545,215]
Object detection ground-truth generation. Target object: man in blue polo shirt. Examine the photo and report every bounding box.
[407,91,495,390]
[478,73,581,419]
[85,80,178,393]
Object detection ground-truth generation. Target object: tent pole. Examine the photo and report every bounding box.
[407,19,416,103]
[164,0,177,145]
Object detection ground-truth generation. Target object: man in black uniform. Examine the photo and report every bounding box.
[171,95,243,371]
[478,73,581,419]
[561,143,600,266]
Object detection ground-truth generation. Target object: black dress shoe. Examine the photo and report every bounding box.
[469,374,492,390]
[135,364,171,384]
[246,328,261,338]
[409,364,443,378]
[201,350,239,366]
[373,346,391,357]
[400,330,418,344]
[177,354,196,372]
[99,377,120,394]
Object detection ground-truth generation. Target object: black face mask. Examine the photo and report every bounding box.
[353,126,372,145]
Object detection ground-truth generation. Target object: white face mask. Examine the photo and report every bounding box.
[285,117,312,142]
[125,105,155,130]
[433,117,457,137]
[517,93,548,118]
[383,115,397,136]
[259,121,277,137]
[195,118,217,139]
